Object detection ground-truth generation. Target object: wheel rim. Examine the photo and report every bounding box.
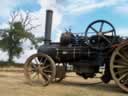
[85,20,116,50]
[110,43,128,92]
[24,53,56,86]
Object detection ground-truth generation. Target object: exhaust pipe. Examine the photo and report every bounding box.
[44,10,53,45]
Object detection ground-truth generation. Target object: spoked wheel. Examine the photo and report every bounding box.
[110,42,128,92]
[24,53,56,86]
[85,20,116,50]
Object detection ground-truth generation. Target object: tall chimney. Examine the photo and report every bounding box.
[44,10,53,45]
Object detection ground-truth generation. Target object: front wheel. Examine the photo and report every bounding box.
[24,53,56,86]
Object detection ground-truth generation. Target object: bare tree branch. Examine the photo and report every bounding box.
[26,24,41,32]
[24,17,39,27]
[10,11,19,23]
[8,10,40,32]
[23,11,30,25]
[20,13,24,24]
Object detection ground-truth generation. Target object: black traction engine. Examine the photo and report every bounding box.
[24,10,128,93]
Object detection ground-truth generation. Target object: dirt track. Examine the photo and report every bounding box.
[0,71,127,96]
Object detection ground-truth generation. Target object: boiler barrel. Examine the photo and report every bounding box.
[38,45,92,62]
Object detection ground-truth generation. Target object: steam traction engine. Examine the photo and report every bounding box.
[24,10,128,92]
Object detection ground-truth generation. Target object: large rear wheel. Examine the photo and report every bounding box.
[24,53,56,86]
[110,42,128,92]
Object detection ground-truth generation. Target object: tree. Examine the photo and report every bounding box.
[0,11,43,63]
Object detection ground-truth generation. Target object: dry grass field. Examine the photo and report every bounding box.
[0,68,127,96]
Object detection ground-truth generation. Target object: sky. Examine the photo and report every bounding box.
[0,0,128,63]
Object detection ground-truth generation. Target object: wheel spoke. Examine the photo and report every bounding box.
[114,59,128,66]
[43,65,50,70]
[119,73,128,81]
[120,50,128,59]
[31,63,38,70]
[42,72,49,80]
[117,51,128,63]
[121,76,128,85]
[113,65,127,69]
[31,72,38,79]
[35,58,39,64]
[115,69,128,75]
[90,26,98,33]
[38,64,43,72]
[43,70,52,73]
[102,35,111,44]
[43,58,47,64]
[39,57,43,62]
[99,22,104,32]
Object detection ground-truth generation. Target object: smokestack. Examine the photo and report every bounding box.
[44,10,53,45]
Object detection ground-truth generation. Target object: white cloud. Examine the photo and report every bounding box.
[0,0,25,23]
[0,0,128,63]
[117,28,128,37]
[54,29,62,42]
[0,51,8,61]
[115,4,128,15]
[14,48,36,63]
[0,0,15,17]
[0,23,9,29]
[63,0,127,15]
